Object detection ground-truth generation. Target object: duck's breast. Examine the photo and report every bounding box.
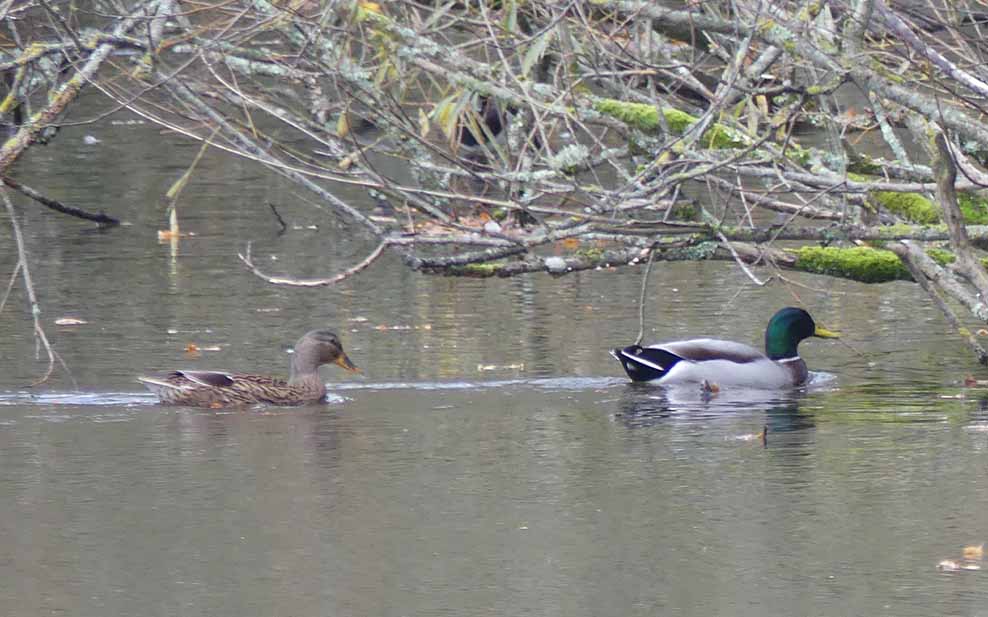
[661,357,795,388]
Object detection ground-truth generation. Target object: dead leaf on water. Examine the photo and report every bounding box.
[477,363,525,372]
[375,324,432,331]
[963,544,984,560]
[733,432,762,442]
[939,560,983,571]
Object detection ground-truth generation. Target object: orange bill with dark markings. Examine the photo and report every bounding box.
[335,353,360,372]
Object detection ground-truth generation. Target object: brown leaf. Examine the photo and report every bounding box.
[963,544,984,560]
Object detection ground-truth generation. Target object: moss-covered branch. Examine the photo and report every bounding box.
[593,98,748,149]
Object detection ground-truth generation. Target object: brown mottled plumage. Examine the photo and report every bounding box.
[138,330,358,407]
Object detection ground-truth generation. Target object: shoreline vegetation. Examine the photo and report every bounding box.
[5,0,988,375]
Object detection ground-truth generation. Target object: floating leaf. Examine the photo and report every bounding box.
[963,544,984,560]
[477,363,525,371]
[374,324,432,331]
[55,317,87,326]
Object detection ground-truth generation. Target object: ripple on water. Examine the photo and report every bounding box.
[0,391,154,407]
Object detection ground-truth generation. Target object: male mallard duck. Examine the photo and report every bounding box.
[611,307,838,388]
[138,329,358,407]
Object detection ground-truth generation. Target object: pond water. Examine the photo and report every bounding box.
[2,102,988,616]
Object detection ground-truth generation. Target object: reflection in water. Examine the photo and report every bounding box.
[4,374,988,615]
[612,380,813,433]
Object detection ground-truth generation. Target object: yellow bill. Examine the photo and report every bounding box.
[814,325,840,339]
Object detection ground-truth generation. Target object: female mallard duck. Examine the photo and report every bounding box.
[138,329,358,407]
[611,307,838,388]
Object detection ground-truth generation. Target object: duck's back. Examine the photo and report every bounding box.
[640,338,806,388]
[659,338,766,363]
[139,370,325,407]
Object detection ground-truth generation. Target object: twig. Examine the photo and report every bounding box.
[1,186,59,385]
[634,246,656,346]
[238,239,389,287]
[267,202,288,234]
[39,0,85,51]
[0,260,21,315]
[716,229,772,286]
[1,176,120,227]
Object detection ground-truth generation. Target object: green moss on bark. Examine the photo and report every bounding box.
[593,98,746,148]
[793,246,911,283]
[871,190,940,224]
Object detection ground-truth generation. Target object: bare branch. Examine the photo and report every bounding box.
[238,240,389,287]
[0,186,59,385]
[1,176,119,227]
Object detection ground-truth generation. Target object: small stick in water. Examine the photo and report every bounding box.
[268,202,288,235]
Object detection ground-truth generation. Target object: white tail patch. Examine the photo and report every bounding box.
[620,350,666,372]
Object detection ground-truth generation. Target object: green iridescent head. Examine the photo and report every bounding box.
[764,307,839,360]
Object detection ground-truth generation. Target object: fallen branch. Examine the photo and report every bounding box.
[238,239,389,287]
[892,241,988,365]
[889,240,988,322]
[1,176,120,227]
